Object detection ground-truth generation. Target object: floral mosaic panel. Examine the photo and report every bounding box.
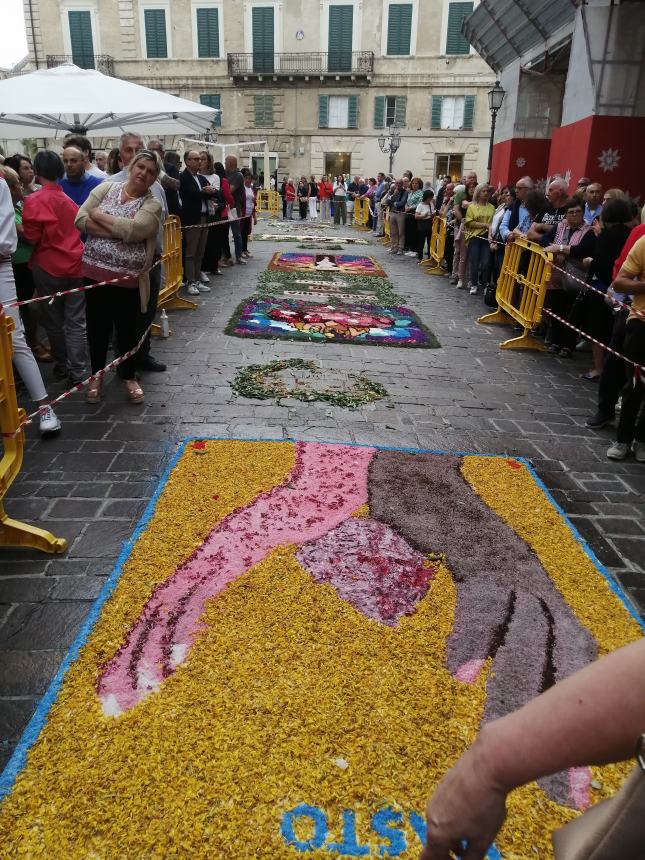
[0,441,641,859]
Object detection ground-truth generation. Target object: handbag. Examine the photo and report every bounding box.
[552,736,645,859]
[561,259,588,295]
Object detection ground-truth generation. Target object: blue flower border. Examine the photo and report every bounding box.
[2,437,642,860]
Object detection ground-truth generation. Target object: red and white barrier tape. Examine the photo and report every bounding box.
[1,258,164,310]
[2,323,152,438]
[541,307,645,379]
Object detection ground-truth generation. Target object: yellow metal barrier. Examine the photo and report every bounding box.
[420,215,447,275]
[353,197,370,229]
[154,215,195,337]
[381,209,390,244]
[256,190,281,215]
[478,237,552,350]
[0,312,66,553]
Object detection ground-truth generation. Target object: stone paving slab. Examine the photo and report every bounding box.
[1,222,643,768]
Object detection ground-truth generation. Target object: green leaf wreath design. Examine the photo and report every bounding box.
[231,359,388,408]
[255,270,404,304]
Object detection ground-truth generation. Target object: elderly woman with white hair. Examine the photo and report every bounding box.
[75,149,162,404]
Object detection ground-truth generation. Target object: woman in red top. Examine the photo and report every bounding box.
[284,179,296,220]
[317,175,333,222]
[22,150,87,385]
[214,161,235,267]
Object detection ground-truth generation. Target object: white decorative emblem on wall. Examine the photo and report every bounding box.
[597,148,621,173]
[515,157,526,168]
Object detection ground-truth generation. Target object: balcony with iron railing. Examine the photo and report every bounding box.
[46,55,115,76]
[227,51,374,79]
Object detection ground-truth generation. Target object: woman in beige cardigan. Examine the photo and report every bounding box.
[75,150,161,403]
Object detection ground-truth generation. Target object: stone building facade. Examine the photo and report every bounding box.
[21,0,495,180]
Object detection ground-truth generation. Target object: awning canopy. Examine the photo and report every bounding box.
[0,63,219,138]
[462,0,577,73]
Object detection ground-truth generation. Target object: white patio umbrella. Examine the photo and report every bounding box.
[0,63,219,138]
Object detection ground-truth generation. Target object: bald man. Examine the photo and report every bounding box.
[59,146,103,206]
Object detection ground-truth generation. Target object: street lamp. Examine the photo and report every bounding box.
[487,79,505,181]
[378,123,401,174]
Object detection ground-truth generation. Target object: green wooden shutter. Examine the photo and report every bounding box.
[196,8,219,58]
[446,2,473,55]
[374,95,385,129]
[68,11,94,68]
[328,5,353,72]
[318,95,329,128]
[431,95,443,129]
[200,93,221,127]
[252,7,274,72]
[347,95,358,128]
[387,4,413,55]
[462,94,475,129]
[144,9,168,58]
[254,95,274,127]
[394,95,407,127]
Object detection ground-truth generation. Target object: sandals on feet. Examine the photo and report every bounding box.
[86,379,102,403]
[124,379,145,404]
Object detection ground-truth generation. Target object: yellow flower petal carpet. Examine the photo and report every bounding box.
[0,441,640,859]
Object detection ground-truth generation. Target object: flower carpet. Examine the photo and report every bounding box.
[0,440,641,859]
[268,252,387,277]
[225,296,439,347]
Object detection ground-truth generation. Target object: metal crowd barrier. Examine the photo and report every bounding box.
[353,197,370,229]
[154,215,196,337]
[0,312,67,553]
[478,237,553,350]
[420,215,447,275]
[256,190,281,215]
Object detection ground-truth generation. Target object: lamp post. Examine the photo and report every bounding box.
[378,123,401,175]
[487,80,505,182]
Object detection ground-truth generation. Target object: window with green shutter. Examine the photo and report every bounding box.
[463,94,475,129]
[394,95,406,126]
[252,7,274,73]
[254,95,274,127]
[347,95,358,128]
[196,8,219,58]
[68,11,94,69]
[328,5,353,72]
[431,95,443,129]
[200,94,222,127]
[387,4,412,55]
[374,95,385,129]
[446,2,473,55]
[375,95,405,128]
[319,95,329,128]
[144,9,168,58]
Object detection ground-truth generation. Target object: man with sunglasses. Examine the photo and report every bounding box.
[498,176,533,243]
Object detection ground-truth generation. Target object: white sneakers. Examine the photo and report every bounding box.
[456,280,464,289]
[39,405,61,435]
[469,285,479,295]
[186,283,200,296]
[199,272,210,284]
[606,441,645,461]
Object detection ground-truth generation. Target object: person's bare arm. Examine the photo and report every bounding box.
[611,268,645,296]
[421,638,645,860]
[83,216,112,238]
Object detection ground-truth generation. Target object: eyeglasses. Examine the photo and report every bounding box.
[515,185,530,190]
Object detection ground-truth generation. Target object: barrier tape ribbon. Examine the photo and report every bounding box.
[0,211,253,310]
[1,322,152,438]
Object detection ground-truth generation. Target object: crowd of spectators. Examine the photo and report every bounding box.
[0,132,259,432]
[1,139,644,462]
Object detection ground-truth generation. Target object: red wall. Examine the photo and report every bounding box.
[491,138,551,187]
[548,115,645,198]
[492,117,645,200]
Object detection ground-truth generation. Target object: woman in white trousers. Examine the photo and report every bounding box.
[0,172,60,434]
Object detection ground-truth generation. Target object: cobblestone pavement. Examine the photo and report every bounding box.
[1,225,643,768]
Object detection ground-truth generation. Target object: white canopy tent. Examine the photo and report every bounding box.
[181,138,272,189]
[0,64,219,139]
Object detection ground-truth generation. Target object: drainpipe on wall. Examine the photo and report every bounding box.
[27,0,39,69]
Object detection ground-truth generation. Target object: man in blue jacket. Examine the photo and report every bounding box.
[59,146,103,206]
